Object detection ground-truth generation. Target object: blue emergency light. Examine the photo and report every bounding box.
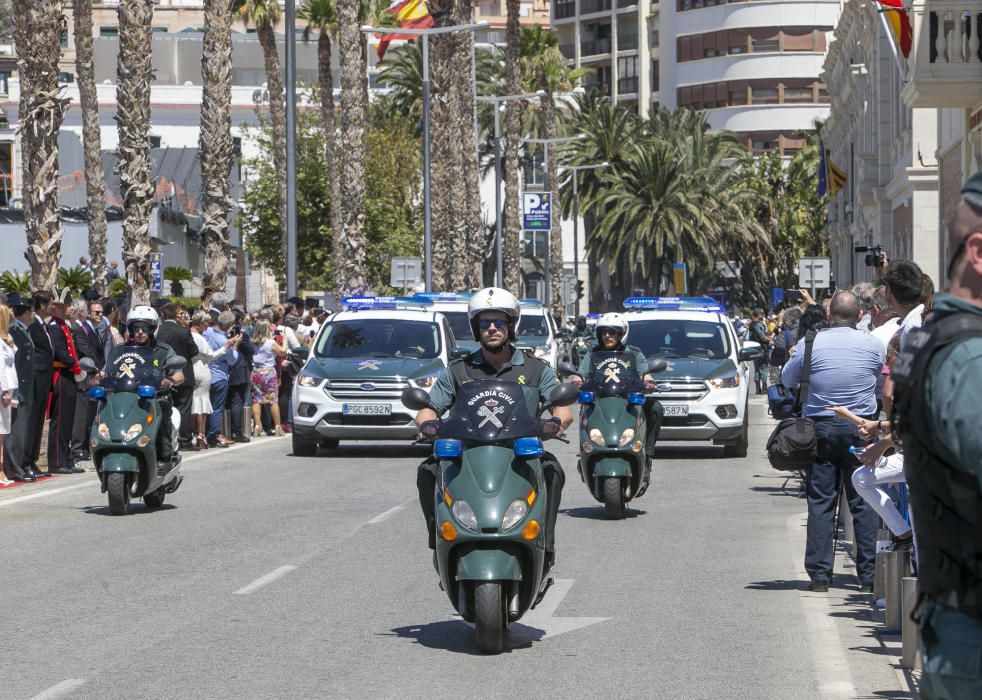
[411,292,470,302]
[341,296,432,311]
[622,296,724,313]
[628,392,645,405]
[434,439,463,458]
[519,299,544,308]
[89,386,107,399]
[137,385,157,398]
[513,436,544,457]
[578,390,595,404]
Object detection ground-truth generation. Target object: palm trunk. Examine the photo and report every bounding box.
[256,22,288,274]
[23,0,67,293]
[503,0,522,294]
[318,30,343,294]
[73,0,109,295]
[428,2,457,291]
[198,0,233,309]
[116,0,155,306]
[458,29,484,288]
[337,0,367,293]
[13,0,32,227]
[540,90,563,320]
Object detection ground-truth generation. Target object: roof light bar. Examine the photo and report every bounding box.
[519,299,544,308]
[410,292,471,303]
[340,296,433,311]
[622,296,725,313]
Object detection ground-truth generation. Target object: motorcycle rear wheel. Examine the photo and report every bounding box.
[107,473,131,516]
[474,582,505,654]
[602,477,624,519]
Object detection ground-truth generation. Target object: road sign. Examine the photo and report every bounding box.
[149,252,162,293]
[522,192,552,231]
[798,257,831,291]
[390,257,422,293]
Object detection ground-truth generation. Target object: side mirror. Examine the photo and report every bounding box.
[451,348,470,360]
[401,387,433,412]
[738,347,764,362]
[164,356,186,370]
[557,361,579,378]
[647,358,668,374]
[78,357,97,373]
[547,382,580,408]
[290,347,310,361]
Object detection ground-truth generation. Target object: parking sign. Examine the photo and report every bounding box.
[149,252,163,293]
[522,193,552,231]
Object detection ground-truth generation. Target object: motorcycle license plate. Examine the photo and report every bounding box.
[343,403,391,416]
[662,404,689,417]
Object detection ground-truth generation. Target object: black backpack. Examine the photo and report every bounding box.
[769,329,793,367]
[766,331,818,471]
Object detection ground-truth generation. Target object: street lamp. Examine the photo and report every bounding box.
[558,161,609,316]
[476,90,546,288]
[361,22,489,292]
[285,0,298,297]
[520,134,586,309]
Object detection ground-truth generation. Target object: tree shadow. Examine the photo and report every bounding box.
[745,579,811,592]
[80,503,177,516]
[383,619,545,655]
[560,506,647,520]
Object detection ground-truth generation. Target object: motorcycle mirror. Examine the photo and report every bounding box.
[547,382,580,408]
[78,357,97,373]
[164,356,186,370]
[401,387,433,412]
[648,358,668,374]
[557,361,579,378]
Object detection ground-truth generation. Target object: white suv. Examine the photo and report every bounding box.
[515,300,560,368]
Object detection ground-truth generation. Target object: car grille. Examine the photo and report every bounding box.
[325,377,409,401]
[324,412,414,426]
[650,380,709,402]
[661,413,711,427]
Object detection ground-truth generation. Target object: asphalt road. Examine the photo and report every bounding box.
[1,400,912,700]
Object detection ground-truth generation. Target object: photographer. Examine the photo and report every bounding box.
[203,311,242,448]
[883,260,925,351]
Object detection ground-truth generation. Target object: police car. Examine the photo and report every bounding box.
[290,296,462,456]
[622,297,763,457]
[410,292,479,354]
[515,299,560,369]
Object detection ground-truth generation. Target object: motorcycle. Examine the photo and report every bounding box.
[80,352,187,516]
[558,353,667,519]
[402,379,579,654]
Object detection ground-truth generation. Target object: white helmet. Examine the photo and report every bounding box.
[596,312,629,344]
[126,305,160,334]
[467,287,521,341]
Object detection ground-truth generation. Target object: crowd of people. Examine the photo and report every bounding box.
[0,290,325,484]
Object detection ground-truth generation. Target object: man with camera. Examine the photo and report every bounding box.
[883,260,926,351]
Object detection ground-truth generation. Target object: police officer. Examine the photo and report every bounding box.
[570,313,663,488]
[414,288,573,576]
[892,171,982,699]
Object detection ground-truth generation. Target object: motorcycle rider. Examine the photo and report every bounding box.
[570,313,663,483]
[414,287,573,576]
[103,306,185,474]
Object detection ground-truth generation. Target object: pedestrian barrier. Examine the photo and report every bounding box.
[883,549,911,633]
[901,576,919,670]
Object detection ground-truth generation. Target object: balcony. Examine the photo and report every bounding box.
[618,33,638,51]
[618,76,639,94]
[582,0,613,14]
[902,1,982,108]
[581,38,612,56]
[586,81,612,96]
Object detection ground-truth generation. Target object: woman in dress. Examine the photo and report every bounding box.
[0,304,18,484]
[189,312,234,449]
[250,320,287,437]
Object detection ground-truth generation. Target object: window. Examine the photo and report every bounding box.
[729,89,748,105]
[61,28,68,48]
[630,320,731,360]
[149,135,162,148]
[618,55,637,78]
[651,60,659,92]
[783,28,815,52]
[751,88,778,104]
[751,38,779,52]
[100,27,119,37]
[152,27,169,34]
[58,72,75,84]
[315,319,442,360]
[783,86,814,104]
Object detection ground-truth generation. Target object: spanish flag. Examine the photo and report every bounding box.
[818,142,848,200]
[376,0,434,60]
[876,0,912,58]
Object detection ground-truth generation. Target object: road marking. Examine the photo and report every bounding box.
[31,679,87,699]
[233,565,298,595]
[511,579,609,641]
[368,497,416,524]
[0,482,94,508]
[786,514,858,699]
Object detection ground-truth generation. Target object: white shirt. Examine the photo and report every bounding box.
[898,304,924,352]
[870,317,900,354]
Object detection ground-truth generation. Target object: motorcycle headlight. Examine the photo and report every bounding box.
[451,500,478,532]
[708,372,740,390]
[123,422,144,442]
[534,345,551,358]
[618,427,636,447]
[589,428,605,447]
[411,373,440,389]
[297,373,322,388]
[501,498,529,531]
[98,423,110,440]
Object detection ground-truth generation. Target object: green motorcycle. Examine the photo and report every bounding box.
[560,352,666,519]
[82,352,187,516]
[402,379,579,654]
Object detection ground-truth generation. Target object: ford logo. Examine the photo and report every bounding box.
[360,382,376,391]
[655,383,673,392]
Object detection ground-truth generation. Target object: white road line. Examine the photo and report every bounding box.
[233,565,298,595]
[30,679,87,699]
[0,482,94,508]
[786,514,858,699]
[368,497,416,524]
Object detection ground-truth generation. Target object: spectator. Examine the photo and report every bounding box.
[250,320,287,436]
[0,303,17,485]
[768,307,801,385]
[105,261,121,283]
[24,291,54,478]
[781,291,884,593]
[852,282,875,333]
[883,259,925,351]
[1,294,36,483]
[47,289,85,474]
[920,272,935,319]
[748,308,770,394]
[795,304,829,345]
[869,286,900,353]
[188,313,223,450]
[203,310,240,448]
[102,301,124,350]
[278,314,301,432]
[69,298,103,464]
[226,322,255,443]
[156,302,199,449]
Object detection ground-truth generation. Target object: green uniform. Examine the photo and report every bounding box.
[577,343,648,380]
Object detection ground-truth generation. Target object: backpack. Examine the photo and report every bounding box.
[766,331,818,471]
[769,329,793,367]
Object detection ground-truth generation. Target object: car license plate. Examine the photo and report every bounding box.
[343,403,391,416]
[663,405,689,417]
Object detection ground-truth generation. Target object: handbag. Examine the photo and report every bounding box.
[766,331,818,471]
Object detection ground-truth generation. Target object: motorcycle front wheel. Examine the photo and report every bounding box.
[602,477,624,519]
[474,581,505,654]
[107,472,131,516]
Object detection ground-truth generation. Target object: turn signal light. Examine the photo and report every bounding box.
[440,520,458,541]
[521,520,540,541]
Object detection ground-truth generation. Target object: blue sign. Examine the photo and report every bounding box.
[522,192,552,231]
[772,287,784,309]
[149,252,163,293]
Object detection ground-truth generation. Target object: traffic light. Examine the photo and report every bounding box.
[576,280,584,300]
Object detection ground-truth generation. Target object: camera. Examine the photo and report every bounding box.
[854,245,886,268]
[784,289,804,303]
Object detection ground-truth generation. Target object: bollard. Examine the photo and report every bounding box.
[874,528,890,600]
[901,576,918,668]
[883,550,911,632]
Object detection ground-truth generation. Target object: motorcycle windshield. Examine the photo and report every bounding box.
[439,381,541,445]
[582,350,643,398]
[104,346,163,393]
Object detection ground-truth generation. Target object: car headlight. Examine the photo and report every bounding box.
[451,500,478,532]
[589,428,605,447]
[708,372,740,389]
[123,422,144,442]
[501,499,529,530]
[534,344,551,358]
[297,373,323,388]
[411,373,440,389]
[98,423,110,440]
[618,427,636,447]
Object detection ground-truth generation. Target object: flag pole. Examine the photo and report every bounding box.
[876,8,907,83]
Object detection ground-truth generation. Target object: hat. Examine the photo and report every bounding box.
[52,287,72,305]
[6,292,29,310]
[962,170,982,209]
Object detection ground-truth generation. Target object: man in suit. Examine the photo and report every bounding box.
[155,302,198,447]
[2,293,37,482]
[47,289,85,475]
[70,299,105,462]
[25,291,54,477]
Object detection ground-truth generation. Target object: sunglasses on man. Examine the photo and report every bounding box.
[478,318,509,331]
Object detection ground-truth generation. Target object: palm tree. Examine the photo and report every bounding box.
[22,0,67,293]
[235,0,287,271]
[73,0,109,295]
[336,0,367,293]
[199,0,234,308]
[502,0,522,293]
[116,0,155,305]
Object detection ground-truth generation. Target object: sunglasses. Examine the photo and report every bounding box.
[478,318,509,331]
[130,326,151,334]
[90,310,103,315]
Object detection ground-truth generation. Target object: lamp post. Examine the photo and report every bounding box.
[559,161,608,316]
[285,0,298,297]
[476,90,546,288]
[521,134,586,309]
[361,22,489,292]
